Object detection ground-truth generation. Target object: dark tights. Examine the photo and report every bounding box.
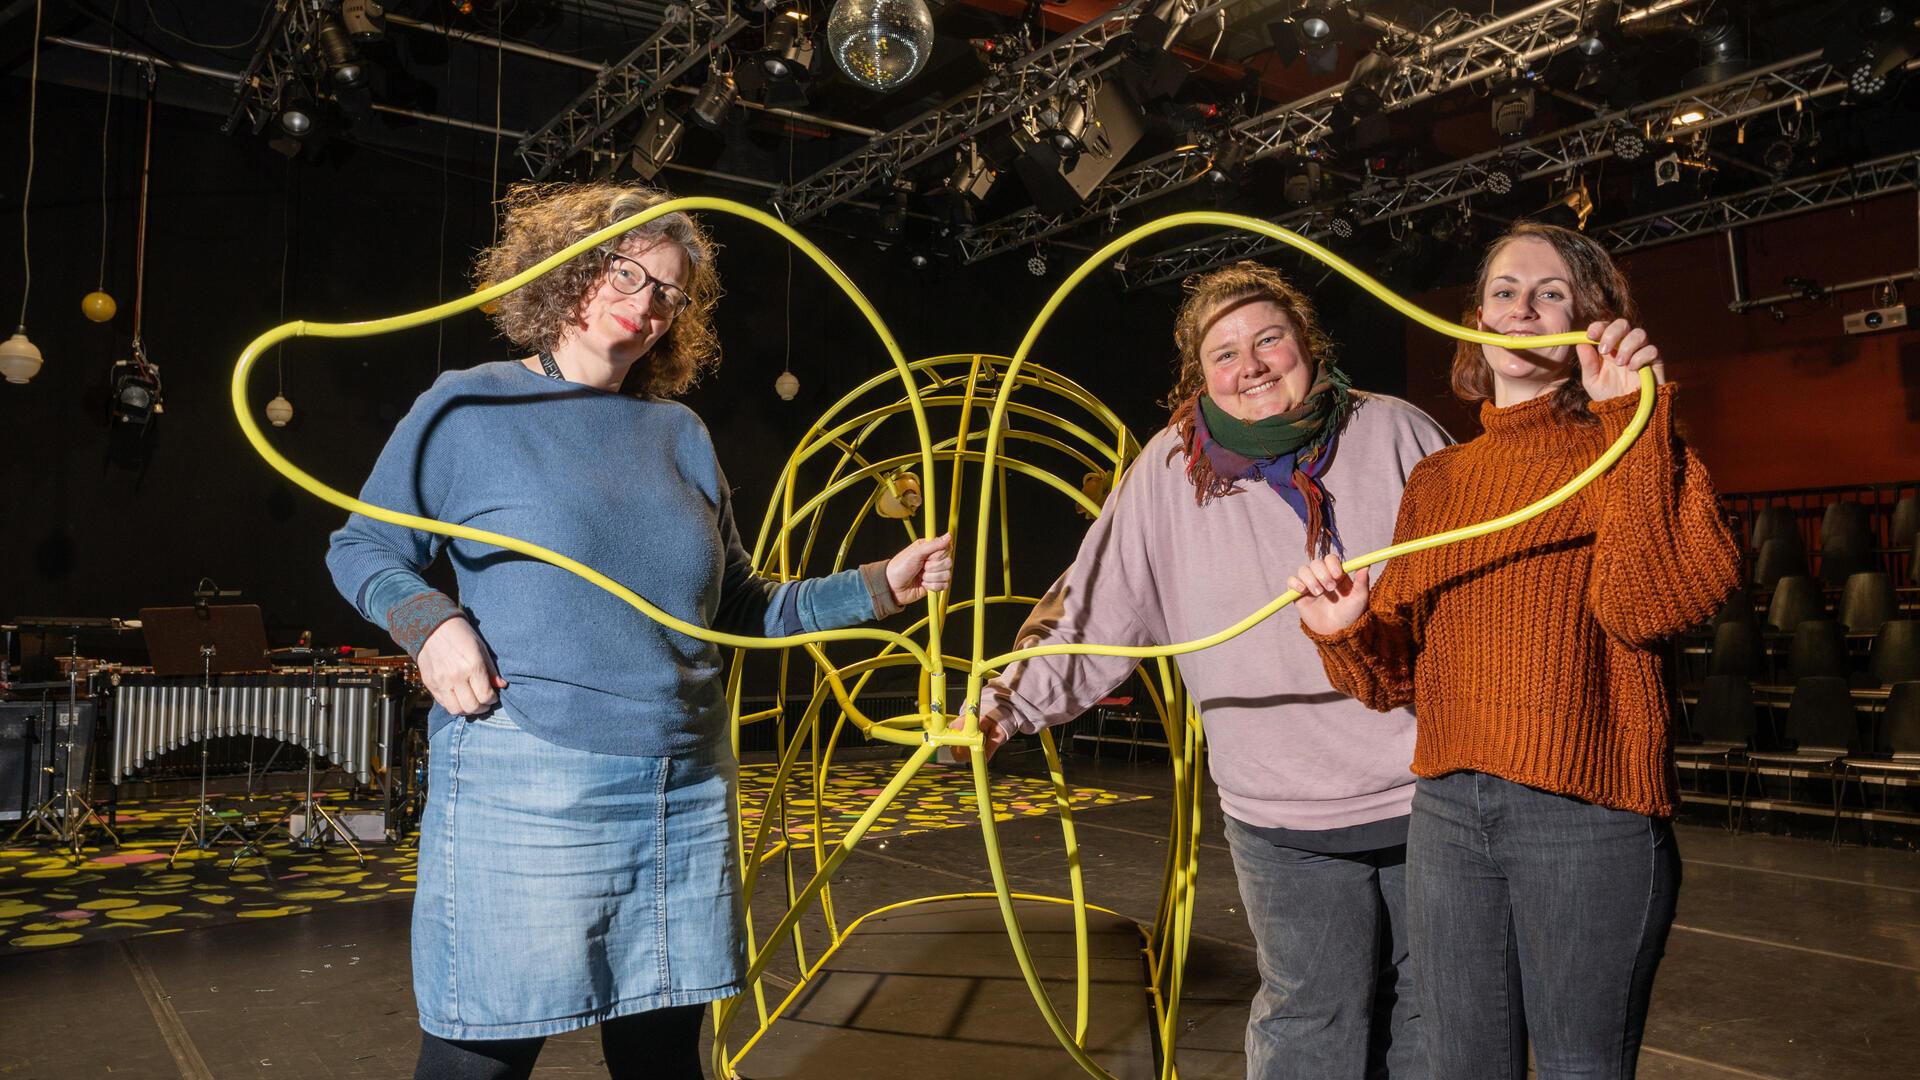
[414,1003,706,1080]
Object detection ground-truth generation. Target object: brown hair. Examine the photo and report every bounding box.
[474,182,722,397]
[1450,220,1638,425]
[1163,261,1335,427]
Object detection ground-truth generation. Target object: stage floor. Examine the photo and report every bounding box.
[2,752,1916,1079]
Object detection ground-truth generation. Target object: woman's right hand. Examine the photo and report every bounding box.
[1288,553,1371,636]
[416,617,508,716]
[947,708,1009,764]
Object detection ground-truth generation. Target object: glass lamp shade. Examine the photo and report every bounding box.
[826,0,934,92]
[266,394,295,427]
[0,331,44,385]
[775,370,800,400]
[874,471,921,519]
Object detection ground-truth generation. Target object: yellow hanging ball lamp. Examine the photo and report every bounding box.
[81,290,117,323]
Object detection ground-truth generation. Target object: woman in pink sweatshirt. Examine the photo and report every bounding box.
[970,261,1452,1079]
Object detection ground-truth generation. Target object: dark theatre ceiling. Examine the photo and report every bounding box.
[6,0,1919,290]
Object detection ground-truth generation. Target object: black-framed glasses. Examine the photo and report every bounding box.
[601,251,692,317]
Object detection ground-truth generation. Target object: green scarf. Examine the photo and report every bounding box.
[1196,359,1353,464]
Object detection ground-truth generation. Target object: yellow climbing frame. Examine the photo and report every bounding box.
[228,201,1650,1080]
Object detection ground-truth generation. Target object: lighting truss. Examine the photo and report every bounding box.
[956,0,1704,265]
[517,2,747,179]
[223,0,315,136]
[1121,47,1889,289]
[772,0,1243,223]
[1599,151,1920,254]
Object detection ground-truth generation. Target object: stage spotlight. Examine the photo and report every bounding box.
[1576,4,1616,58]
[1013,81,1146,216]
[1683,12,1752,89]
[277,76,316,135]
[1027,246,1048,277]
[317,17,365,88]
[342,0,387,42]
[757,10,818,106]
[926,143,996,225]
[762,10,814,79]
[1207,140,1246,187]
[1296,0,1338,45]
[1613,125,1646,161]
[1535,174,1594,231]
[1039,93,1091,159]
[1653,152,1683,186]
[1324,204,1360,240]
[1762,137,1796,175]
[1482,158,1518,197]
[1116,6,1190,102]
[1282,157,1325,206]
[628,110,686,181]
[109,357,162,426]
[1342,50,1396,117]
[881,185,909,234]
[1829,0,1915,102]
[691,68,737,129]
[1269,0,1344,74]
[1491,84,1535,139]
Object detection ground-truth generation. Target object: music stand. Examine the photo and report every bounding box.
[138,606,270,865]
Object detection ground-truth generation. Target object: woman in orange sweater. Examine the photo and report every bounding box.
[1287,222,1740,1080]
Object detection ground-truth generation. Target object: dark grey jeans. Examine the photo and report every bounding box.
[1407,771,1681,1080]
[1224,816,1425,1080]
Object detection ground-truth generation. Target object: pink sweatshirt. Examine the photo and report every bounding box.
[980,392,1454,831]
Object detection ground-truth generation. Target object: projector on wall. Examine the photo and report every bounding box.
[1842,304,1909,335]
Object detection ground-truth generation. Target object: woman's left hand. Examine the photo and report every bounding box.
[1577,319,1666,402]
[886,533,954,607]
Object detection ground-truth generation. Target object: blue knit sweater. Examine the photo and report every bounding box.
[326,361,881,756]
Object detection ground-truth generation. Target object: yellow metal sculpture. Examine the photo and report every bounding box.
[230,201,1651,1079]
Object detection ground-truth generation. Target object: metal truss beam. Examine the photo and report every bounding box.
[1121,47,1883,290]
[773,0,1247,223]
[222,0,311,137]
[1599,152,1920,255]
[957,0,1703,265]
[517,3,747,180]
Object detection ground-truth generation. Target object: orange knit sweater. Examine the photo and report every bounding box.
[1306,385,1740,817]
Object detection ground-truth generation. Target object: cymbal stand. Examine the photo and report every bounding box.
[9,628,118,857]
[171,645,245,866]
[244,654,364,867]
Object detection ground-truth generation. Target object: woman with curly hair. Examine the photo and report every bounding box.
[1290,221,1740,1078]
[326,183,951,1080]
[965,261,1453,1078]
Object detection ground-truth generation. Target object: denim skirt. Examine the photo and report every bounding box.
[412,709,746,1040]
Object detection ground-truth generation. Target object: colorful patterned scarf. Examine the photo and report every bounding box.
[1173,360,1353,558]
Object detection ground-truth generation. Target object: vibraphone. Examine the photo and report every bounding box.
[111,668,409,787]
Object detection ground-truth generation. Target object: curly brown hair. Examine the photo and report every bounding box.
[1451,220,1638,425]
[1162,260,1335,427]
[474,182,723,397]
